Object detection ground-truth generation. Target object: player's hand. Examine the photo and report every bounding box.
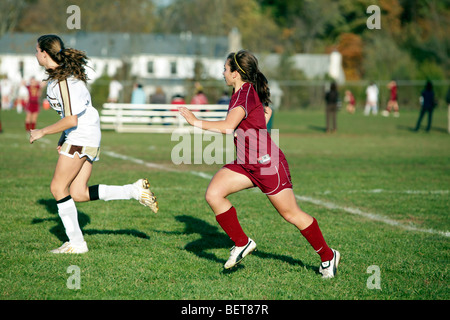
[178,107,197,126]
[29,129,44,144]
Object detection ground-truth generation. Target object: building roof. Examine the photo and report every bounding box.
[0,32,229,58]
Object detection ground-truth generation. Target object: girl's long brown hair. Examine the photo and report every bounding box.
[37,34,89,83]
[227,50,271,106]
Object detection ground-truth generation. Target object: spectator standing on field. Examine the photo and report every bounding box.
[107,79,123,103]
[446,87,450,134]
[131,83,146,104]
[364,82,379,116]
[415,80,436,132]
[150,86,167,104]
[325,82,339,133]
[190,83,208,105]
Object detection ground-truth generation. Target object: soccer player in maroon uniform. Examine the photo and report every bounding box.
[382,80,399,117]
[25,77,42,131]
[179,50,340,278]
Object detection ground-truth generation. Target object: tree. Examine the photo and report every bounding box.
[155,0,281,53]
[16,0,157,33]
[337,33,363,81]
[0,0,30,36]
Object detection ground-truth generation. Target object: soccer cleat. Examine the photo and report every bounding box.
[319,248,340,279]
[224,238,257,269]
[50,241,89,254]
[133,178,158,213]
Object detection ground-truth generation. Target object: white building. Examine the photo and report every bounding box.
[0,32,344,106]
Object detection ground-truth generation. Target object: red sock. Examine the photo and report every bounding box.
[300,218,334,262]
[31,122,36,130]
[216,206,248,247]
[25,123,30,131]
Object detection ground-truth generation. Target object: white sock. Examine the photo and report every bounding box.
[98,184,137,201]
[57,196,84,246]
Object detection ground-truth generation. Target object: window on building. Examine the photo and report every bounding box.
[147,61,154,74]
[19,61,24,79]
[170,61,177,75]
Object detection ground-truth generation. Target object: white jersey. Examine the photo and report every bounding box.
[366,84,379,103]
[47,77,101,148]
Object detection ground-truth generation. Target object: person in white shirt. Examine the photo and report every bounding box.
[30,34,158,254]
[364,82,379,116]
[108,79,123,103]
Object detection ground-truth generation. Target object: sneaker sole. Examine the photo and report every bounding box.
[141,178,159,213]
[326,249,340,278]
[333,250,341,275]
[142,178,150,189]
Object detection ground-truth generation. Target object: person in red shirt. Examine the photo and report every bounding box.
[179,50,340,278]
[25,77,43,131]
[345,90,356,114]
[190,82,209,105]
[382,80,399,117]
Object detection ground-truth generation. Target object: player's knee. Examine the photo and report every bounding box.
[50,181,65,200]
[279,207,306,226]
[280,210,297,225]
[204,189,214,206]
[70,187,89,202]
[205,187,222,206]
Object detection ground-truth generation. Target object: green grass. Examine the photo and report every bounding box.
[0,106,448,301]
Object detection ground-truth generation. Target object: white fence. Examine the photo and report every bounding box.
[100,103,228,133]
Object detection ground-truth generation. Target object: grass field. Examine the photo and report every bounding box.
[0,106,448,303]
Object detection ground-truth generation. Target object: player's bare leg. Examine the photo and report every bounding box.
[267,188,340,278]
[267,188,314,230]
[205,168,256,268]
[205,167,254,215]
[50,154,88,253]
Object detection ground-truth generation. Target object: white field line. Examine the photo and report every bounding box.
[101,150,177,172]
[101,150,449,238]
[318,189,449,195]
[295,195,450,238]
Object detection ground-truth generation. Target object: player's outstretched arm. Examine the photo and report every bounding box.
[179,106,245,134]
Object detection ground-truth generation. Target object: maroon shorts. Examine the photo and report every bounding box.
[224,158,293,195]
[27,101,39,113]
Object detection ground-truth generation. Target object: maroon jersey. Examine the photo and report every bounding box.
[390,84,397,101]
[229,83,287,170]
[26,83,41,113]
[225,83,292,195]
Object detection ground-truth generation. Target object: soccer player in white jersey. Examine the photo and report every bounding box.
[30,34,158,254]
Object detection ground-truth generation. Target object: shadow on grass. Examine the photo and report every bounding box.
[159,215,317,274]
[397,124,448,133]
[32,198,150,242]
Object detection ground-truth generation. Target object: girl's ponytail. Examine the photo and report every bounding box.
[254,70,271,106]
[38,34,89,83]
